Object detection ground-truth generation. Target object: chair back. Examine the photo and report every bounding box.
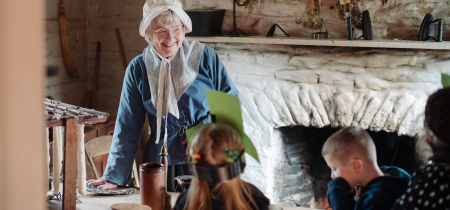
[85,135,113,158]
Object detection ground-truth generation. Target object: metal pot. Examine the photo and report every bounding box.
[312,32,328,39]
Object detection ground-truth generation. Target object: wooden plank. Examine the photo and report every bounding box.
[78,116,107,125]
[62,118,78,210]
[47,120,63,128]
[58,0,79,79]
[186,36,450,50]
[46,117,107,128]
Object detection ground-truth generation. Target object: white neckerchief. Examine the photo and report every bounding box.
[143,39,205,147]
[153,48,178,147]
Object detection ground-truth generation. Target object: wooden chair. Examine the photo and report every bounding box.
[85,135,140,188]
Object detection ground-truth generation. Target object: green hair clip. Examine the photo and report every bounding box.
[186,91,260,164]
[224,147,240,163]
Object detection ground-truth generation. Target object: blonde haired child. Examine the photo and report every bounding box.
[173,124,270,210]
[322,126,411,210]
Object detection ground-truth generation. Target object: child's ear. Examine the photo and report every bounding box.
[351,158,363,173]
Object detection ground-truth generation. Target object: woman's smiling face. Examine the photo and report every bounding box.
[149,17,184,58]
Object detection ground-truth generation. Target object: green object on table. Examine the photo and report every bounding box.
[186,90,260,163]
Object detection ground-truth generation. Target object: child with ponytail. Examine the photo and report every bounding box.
[173,124,270,210]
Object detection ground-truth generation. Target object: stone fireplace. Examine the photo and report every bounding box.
[202,42,450,208]
[274,125,419,208]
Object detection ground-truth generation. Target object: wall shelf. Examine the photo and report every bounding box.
[186,36,450,50]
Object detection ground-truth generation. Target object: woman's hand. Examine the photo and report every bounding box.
[86,179,118,190]
[182,139,189,155]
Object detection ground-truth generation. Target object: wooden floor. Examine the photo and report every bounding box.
[48,190,316,210]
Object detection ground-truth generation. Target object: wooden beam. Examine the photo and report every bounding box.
[186,36,450,50]
[63,118,78,210]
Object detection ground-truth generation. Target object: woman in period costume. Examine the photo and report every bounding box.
[87,0,239,190]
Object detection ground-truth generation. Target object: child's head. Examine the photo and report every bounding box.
[425,87,450,163]
[322,126,377,188]
[189,124,244,167]
[185,124,257,210]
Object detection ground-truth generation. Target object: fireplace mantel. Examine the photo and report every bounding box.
[187,36,450,50]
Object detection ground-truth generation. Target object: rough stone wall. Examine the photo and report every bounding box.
[205,42,450,206]
[180,0,450,41]
[46,0,88,106]
[272,128,314,207]
[212,43,449,136]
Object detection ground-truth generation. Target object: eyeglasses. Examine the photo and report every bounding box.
[154,25,184,37]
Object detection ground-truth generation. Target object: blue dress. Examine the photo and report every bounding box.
[103,45,239,185]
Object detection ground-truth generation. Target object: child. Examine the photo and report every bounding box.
[173,124,270,210]
[322,126,411,210]
[392,87,450,209]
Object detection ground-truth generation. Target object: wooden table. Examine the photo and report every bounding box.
[49,190,317,210]
[45,99,109,210]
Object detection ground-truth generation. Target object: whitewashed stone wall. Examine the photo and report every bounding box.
[46,0,88,106]
[205,42,450,205]
[214,43,449,136]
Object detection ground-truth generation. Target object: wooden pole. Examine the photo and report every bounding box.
[63,118,78,210]
[115,29,127,71]
[85,91,91,108]
[92,42,101,109]
[58,0,79,79]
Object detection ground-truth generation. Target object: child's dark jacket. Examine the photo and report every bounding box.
[327,166,411,210]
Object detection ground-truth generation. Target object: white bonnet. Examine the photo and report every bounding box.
[139,0,192,38]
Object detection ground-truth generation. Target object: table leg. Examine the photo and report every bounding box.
[63,118,78,210]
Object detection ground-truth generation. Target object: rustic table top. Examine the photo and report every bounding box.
[49,190,317,210]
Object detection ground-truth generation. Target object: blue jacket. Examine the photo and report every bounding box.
[103,45,239,185]
[327,166,411,210]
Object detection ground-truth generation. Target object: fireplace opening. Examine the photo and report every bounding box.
[273,125,422,208]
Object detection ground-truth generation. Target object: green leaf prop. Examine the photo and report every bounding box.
[186,91,260,163]
[442,73,450,88]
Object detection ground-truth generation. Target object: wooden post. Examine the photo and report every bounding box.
[63,118,78,210]
[92,42,101,109]
[115,29,127,72]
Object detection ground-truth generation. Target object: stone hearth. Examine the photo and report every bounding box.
[206,42,450,207]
